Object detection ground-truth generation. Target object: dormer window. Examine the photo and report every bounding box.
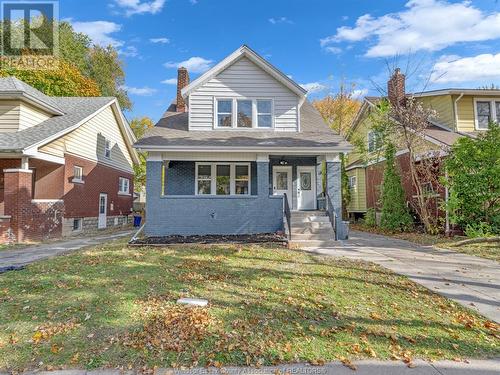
[215,98,274,129]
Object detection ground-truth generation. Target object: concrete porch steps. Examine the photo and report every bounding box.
[287,211,336,247]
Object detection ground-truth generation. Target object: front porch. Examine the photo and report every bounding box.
[145,153,346,239]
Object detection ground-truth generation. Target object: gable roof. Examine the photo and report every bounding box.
[181,45,307,99]
[134,100,352,153]
[0,76,65,115]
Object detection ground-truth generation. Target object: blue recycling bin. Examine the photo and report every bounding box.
[133,215,142,227]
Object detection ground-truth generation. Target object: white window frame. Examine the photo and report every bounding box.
[104,139,112,158]
[118,177,130,195]
[256,99,274,128]
[349,176,357,191]
[367,131,382,153]
[195,162,251,196]
[473,98,500,130]
[214,98,274,130]
[72,165,84,184]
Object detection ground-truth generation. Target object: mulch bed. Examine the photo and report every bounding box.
[129,233,287,246]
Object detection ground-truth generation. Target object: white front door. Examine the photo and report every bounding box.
[297,166,316,210]
[273,166,292,208]
[98,193,107,229]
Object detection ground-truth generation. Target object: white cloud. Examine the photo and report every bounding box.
[269,17,293,25]
[321,0,500,57]
[352,88,369,99]
[72,21,123,47]
[161,78,177,85]
[119,45,139,57]
[122,85,157,96]
[114,0,166,16]
[430,53,500,83]
[164,56,213,73]
[300,82,327,94]
[325,46,342,54]
[150,37,170,44]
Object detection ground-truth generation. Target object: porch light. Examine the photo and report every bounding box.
[279,159,288,165]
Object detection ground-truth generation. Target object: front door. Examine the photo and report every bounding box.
[297,166,316,210]
[98,193,107,229]
[273,166,292,208]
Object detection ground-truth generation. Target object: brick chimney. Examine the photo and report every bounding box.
[176,67,189,112]
[387,68,406,107]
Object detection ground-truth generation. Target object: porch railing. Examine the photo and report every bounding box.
[283,193,292,240]
[326,193,338,241]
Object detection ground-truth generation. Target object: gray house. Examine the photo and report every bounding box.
[135,46,351,241]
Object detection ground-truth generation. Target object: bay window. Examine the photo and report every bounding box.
[196,163,251,195]
[214,98,273,129]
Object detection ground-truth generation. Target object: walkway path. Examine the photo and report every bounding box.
[0,230,132,271]
[303,230,500,323]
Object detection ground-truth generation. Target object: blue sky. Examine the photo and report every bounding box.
[62,0,500,121]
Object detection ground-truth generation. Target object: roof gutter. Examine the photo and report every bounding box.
[453,93,464,131]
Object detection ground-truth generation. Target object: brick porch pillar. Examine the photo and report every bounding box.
[256,154,270,197]
[326,155,346,240]
[4,168,33,242]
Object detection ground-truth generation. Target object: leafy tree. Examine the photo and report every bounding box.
[313,81,361,136]
[0,59,101,97]
[380,143,413,231]
[445,124,500,235]
[130,117,154,190]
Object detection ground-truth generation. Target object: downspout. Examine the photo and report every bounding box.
[453,93,464,131]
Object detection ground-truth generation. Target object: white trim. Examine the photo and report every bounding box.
[181,45,307,99]
[297,165,317,210]
[137,146,353,154]
[72,165,84,183]
[473,97,499,131]
[194,162,251,196]
[414,89,500,97]
[256,154,269,162]
[213,97,275,130]
[325,153,341,163]
[31,199,64,203]
[27,151,65,165]
[118,176,130,195]
[0,92,64,116]
[453,93,464,130]
[272,165,293,208]
[3,168,32,173]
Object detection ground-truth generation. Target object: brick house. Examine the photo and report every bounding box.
[0,77,139,243]
[135,46,352,243]
[345,69,499,232]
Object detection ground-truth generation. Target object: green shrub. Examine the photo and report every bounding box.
[380,143,413,232]
[365,208,377,227]
[464,222,495,238]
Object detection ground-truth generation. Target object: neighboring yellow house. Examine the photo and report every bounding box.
[346,73,500,221]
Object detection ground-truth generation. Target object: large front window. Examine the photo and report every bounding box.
[196,163,251,195]
[215,98,273,129]
[475,99,500,130]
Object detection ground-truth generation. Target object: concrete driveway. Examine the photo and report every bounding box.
[303,230,500,323]
[0,231,132,272]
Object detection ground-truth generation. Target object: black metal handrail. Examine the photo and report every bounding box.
[326,193,338,241]
[283,193,292,240]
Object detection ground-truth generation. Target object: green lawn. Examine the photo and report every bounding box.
[0,240,499,371]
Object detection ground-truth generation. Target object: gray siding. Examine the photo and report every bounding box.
[146,161,283,236]
[189,56,299,131]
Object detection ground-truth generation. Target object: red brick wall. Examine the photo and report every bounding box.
[30,159,65,199]
[63,154,134,218]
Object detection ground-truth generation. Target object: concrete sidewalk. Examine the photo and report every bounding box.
[303,230,500,323]
[0,230,132,271]
[5,358,499,375]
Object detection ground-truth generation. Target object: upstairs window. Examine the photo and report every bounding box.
[72,166,83,183]
[475,99,500,130]
[237,100,253,128]
[104,139,111,158]
[216,99,233,128]
[348,176,357,191]
[118,177,130,194]
[368,131,383,153]
[257,100,273,128]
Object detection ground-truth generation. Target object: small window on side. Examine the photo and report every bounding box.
[349,176,357,190]
[119,177,130,194]
[73,166,83,183]
[105,139,111,158]
[73,218,82,231]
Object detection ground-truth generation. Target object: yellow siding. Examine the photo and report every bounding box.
[347,114,372,166]
[455,95,476,132]
[418,95,454,128]
[18,102,51,130]
[347,167,367,212]
[40,106,133,172]
[0,100,21,133]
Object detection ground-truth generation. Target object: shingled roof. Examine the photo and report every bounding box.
[135,101,352,152]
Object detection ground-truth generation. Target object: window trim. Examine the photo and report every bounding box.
[367,130,382,153]
[118,177,130,195]
[72,218,83,232]
[473,98,500,130]
[72,165,84,184]
[256,99,274,128]
[104,139,112,158]
[349,175,357,191]
[195,162,251,196]
[213,97,274,130]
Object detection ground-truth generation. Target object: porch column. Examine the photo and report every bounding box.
[145,159,164,236]
[256,154,270,197]
[3,168,33,242]
[316,155,325,204]
[326,154,347,240]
